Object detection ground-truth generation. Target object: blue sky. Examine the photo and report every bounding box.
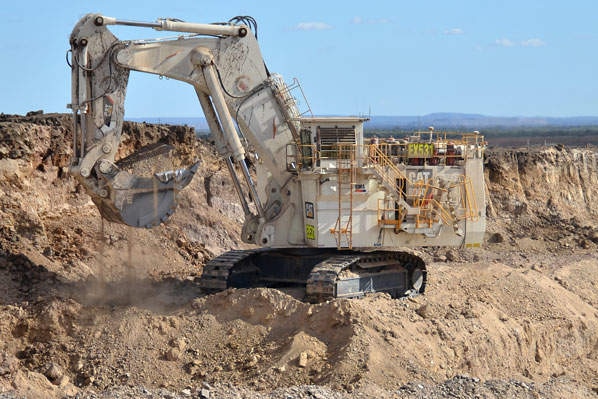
[1,0,597,117]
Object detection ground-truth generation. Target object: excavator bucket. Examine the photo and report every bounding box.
[92,162,199,228]
[95,162,199,228]
[86,144,200,228]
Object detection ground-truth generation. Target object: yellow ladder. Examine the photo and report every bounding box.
[330,144,355,249]
[458,175,479,221]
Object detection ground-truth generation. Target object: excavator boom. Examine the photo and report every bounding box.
[68,14,295,231]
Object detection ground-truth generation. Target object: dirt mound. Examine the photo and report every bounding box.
[1,113,597,398]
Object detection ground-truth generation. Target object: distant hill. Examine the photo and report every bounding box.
[128,113,598,133]
[360,113,598,130]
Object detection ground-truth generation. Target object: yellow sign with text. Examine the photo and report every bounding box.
[305,224,316,240]
[407,142,434,158]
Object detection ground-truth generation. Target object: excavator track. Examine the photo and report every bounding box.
[199,249,260,292]
[199,249,426,302]
[305,251,426,302]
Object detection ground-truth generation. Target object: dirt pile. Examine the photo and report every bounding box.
[0,113,597,398]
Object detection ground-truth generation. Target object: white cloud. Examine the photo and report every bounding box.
[444,28,464,35]
[294,22,333,31]
[495,38,516,47]
[493,37,547,48]
[521,38,546,47]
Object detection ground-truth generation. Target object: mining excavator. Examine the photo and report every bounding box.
[68,14,486,301]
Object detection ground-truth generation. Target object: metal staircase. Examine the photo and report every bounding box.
[369,145,409,205]
[368,145,476,233]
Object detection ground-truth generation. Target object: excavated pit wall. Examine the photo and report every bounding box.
[485,147,598,246]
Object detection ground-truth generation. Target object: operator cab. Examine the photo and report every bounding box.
[291,116,369,171]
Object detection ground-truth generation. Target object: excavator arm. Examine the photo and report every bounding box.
[68,14,303,242]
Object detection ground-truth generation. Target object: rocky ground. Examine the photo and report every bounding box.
[0,113,597,398]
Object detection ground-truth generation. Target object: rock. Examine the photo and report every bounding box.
[157,321,169,335]
[200,388,210,398]
[57,374,70,388]
[170,337,187,351]
[224,361,235,371]
[298,351,308,368]
[0,159,22,181]
[445,249,459,262]
[488,232,505,243]
[164,347,181,361]
[169,317,181,329]
[62,381,80,397]
[275,364,287,373]
[185,359,204,375]
[0,352,19,376]
[415,304,431,319]
[44,362,63,384]
[245,355,259,369]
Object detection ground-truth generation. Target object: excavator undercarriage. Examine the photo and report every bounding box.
[200,248,426,302]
